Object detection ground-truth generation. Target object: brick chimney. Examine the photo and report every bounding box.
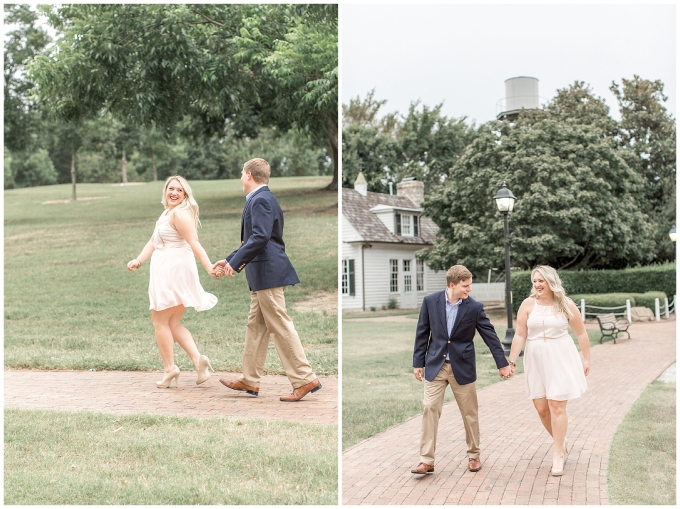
[396,177,424,207]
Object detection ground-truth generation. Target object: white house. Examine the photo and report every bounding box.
[342,174,446,311]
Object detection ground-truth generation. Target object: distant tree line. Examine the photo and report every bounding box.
[343,79,676,270]
[4,4,337,193]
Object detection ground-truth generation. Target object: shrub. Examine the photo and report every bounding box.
[511,263,676,313]
[566,292,667,311]
[633,292,668,310]
[387,297,398,309]
[570,293,637,309]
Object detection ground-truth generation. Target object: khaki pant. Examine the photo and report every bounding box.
[239,286,316,389]
[420,362,480,465]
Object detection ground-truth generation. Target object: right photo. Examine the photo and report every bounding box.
[341,3,676,506]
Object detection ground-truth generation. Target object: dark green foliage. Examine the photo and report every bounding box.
[510,263,676,312]
[569,292,667,310]
[421,81,667,272]
[3,4,51,153]
[28,4,338,188]
[342,92,476,194]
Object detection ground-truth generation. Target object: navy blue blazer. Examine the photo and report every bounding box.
[226,186,300,292]
[413,291,509,383]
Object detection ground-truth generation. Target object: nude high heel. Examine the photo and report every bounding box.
[551,453,565,476]
[156,365,180,388]
[196,355,214,385]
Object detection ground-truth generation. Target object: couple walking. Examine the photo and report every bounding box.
[411,264,590,477]
[127,158,321,402]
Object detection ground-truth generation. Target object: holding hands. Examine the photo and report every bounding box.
[211,259,234,278]
[499,361,515,379]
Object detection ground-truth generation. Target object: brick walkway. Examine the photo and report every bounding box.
[4,370,337,425]
[342,320,675,505]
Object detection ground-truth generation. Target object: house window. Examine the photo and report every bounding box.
[401,215,412,236]
[342,259,355,296]
[390,259,399,293]
[396,214,419,237]
[417,259,425,291]
[404,259,412,292]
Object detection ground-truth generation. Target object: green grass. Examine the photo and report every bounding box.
[4,408,337,505]
[342,318,600,450]
[607,380,676,505]
[5,177,338,375]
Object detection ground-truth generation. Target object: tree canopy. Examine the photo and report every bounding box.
[28,4,338,187]
[342,91,476,194]
[417,81,673,271]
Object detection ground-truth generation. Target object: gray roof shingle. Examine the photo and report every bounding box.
[342,187,439,245]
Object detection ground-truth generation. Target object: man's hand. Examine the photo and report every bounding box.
[414,367,424,382]
[212,260,234,277]
[499,365,513,379]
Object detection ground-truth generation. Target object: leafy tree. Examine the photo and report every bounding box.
[342,91,476,193]
[10,147,58,187]
[29,4,338,187]
[342,124,400,193]
[611,76,676,262]
[420,113,657,273]
[4,4,51,153]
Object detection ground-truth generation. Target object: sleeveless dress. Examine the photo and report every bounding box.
[523,300,587,401]
[147,211,217,312]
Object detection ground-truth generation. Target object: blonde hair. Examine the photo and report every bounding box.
[530,265,574,319]
[243,158,271,184]
[161,175,200,228]
[446,265,473,285]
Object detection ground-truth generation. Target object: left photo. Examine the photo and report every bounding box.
[4,4,338,505]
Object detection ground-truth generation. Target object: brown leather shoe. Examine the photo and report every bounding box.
[280,378,322,402]
[468,457,482,472]
[219,379,259,396]
[410,462,434,474]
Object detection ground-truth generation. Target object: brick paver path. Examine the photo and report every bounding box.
[342,320,675,505]
[4,370,337,425]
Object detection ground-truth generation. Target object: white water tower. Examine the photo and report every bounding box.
[496,76,541,120]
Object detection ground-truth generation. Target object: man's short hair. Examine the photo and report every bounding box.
[446,265,473,286]
[243,158,271,184]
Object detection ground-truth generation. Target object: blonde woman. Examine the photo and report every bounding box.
[508,265,590,477]
[127,176,220,388]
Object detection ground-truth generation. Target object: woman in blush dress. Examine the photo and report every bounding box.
[507,265,590,477]
[127,176,222,388]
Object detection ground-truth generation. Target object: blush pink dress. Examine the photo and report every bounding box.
[523,300,587,401]
[148,212,217,312]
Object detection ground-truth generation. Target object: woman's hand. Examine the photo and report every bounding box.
[582,358,590,376]
[127,259,142,271]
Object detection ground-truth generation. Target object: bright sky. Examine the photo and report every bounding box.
[342,3,676,125]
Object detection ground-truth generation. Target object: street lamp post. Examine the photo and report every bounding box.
[494,182,517,356]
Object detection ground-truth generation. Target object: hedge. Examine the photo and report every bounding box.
[510,263,676,314]
[569,292,668,310]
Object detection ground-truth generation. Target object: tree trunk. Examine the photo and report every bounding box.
[121,147,128,184]
[150,147,158,181]
[325,118,338,191]
[70,148,77,201]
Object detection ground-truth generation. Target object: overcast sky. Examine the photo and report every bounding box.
[342,3,676,126]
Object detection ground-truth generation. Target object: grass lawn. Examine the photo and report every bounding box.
[607,380,676,505]
[4,409,337,505]
[342,317,601,450]
[5,177,338,375]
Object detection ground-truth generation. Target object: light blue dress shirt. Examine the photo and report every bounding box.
[445,292,463,360]
[246,184,268,203]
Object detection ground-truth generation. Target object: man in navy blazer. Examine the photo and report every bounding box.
[411,265,513,475]
[213,158,321,402]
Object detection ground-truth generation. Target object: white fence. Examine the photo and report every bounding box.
[469,283,505,301]
[579,295,676,322]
